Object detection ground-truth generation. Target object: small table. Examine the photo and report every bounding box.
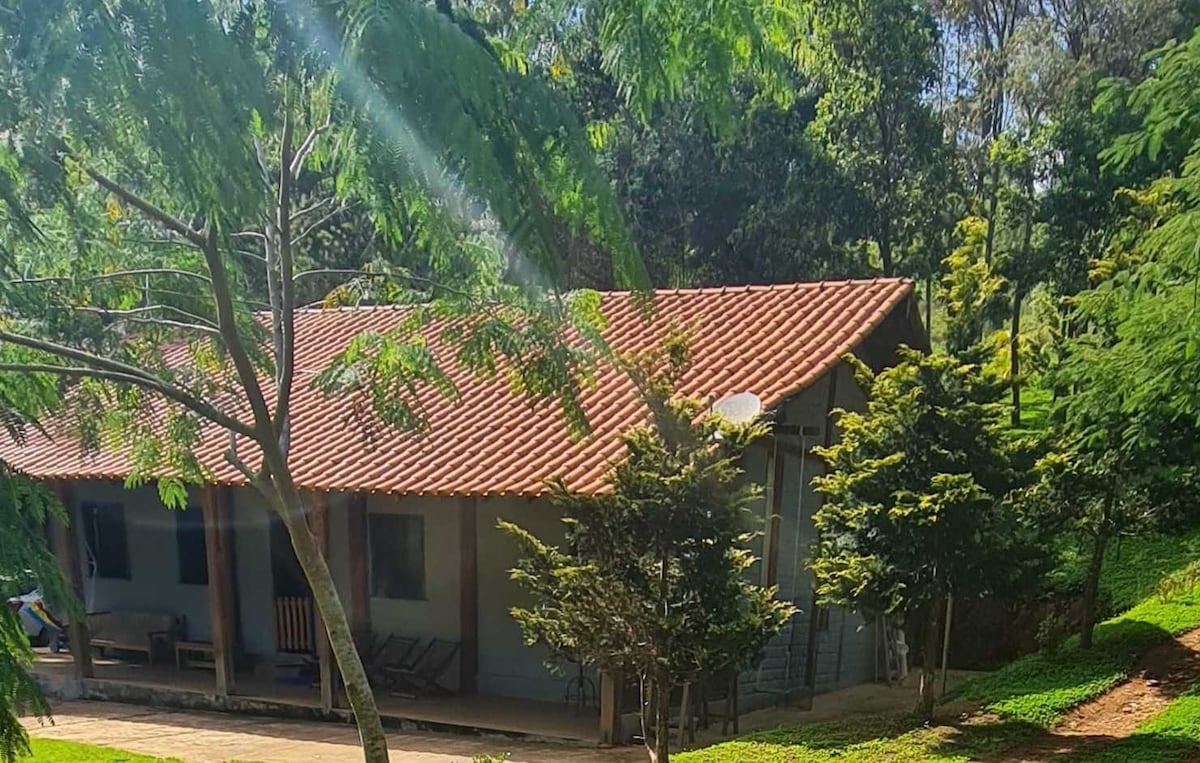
[175,640,216,670]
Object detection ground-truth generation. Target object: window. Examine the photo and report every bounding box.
[175,506,208,585]
[82,502,130,580]
[368,514,425,600]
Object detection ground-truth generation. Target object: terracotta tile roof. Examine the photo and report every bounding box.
[3,279,914,496]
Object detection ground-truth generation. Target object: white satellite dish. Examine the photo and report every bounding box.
[712,392,762,424]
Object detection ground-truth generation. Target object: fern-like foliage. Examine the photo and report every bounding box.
[0,470,68,762]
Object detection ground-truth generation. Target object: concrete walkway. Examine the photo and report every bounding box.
[24,674,981,761]
[23,701,644,762]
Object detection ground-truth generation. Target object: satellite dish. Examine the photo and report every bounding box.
[712,392,762,424]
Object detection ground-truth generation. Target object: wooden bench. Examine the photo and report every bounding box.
[175,640,216,670]
[86,612,181,667]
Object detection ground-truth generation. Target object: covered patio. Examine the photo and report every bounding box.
[39,480,615,745]
[33,649,601,744]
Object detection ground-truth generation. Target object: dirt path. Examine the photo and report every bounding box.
[995,627,1200,761]
[23,700,645,763]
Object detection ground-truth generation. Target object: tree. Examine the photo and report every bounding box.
[469,1,867,288]
[0,2,797,759]
[811,350,1041,718]
[0,473,66,762]
[501,335,793,763]
[1031,26,1200,647]
[805,0,957,277]
[0,363,72,761]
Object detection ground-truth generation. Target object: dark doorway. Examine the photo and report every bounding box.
[269,514,316,654]
[269,514,310,598]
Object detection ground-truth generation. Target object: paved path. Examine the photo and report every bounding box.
[23,701,644,762]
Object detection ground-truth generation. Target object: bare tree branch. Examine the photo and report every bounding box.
[8,268,211,286]
[65,304,219,331]
[290,201,350,246]
[103,315,222,336]
[289,120,330,179]
[198,231,276,441]
[231,230,268,241]
[0,359,256,440]
[80,165,207,248]
[289,196,336,223]
[223,447,261,485]
[275,112,297,450]
[292,268,479,302]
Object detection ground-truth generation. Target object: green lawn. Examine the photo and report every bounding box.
[956,586,1200,726]
[1049,528,1200,615]
[674,713,1035,762]
[1074,683,1200,762]
[680,531,1200,762]
[20,739,181,762]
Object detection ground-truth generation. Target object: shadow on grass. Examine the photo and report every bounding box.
[1079,731,1200,762]
[951,619,1172,726]
[738,712,929,750]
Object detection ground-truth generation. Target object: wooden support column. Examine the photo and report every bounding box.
[51,482,92,680]
[201,485,237,696]
[346,492,371,651]
[308,493,335,713]
[599,671,622,745]
[800,365,841,709]
[458,497,478,694]
[763,439,786,588]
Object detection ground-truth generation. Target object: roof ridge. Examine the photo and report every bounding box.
[292,278,912,313]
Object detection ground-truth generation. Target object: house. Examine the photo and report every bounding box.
[6,278,925,744]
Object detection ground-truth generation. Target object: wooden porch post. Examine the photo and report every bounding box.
[763,439,785,588]
[201,484,237,696]
[308,493,335,713]
[599,671,622,745]
[458,497,478,694]
[51,481,92,680]
[346,492,371,650]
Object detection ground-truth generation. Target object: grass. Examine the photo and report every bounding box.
[958,570,1200,727]
[1050,528,1200,614]
[1013,385,1053,435]
[675,713,1039,762]
[681,530,1200,762]
[20,739,181,762]
[1074,683,1200,762]
[675,715,960,762]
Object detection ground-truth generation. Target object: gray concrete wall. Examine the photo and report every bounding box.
[229,488,276,656]
[476,496,579,703]
[362,494,461,644]
[67,480,211,642]
[66,480,289,657]
[738,362,878,711]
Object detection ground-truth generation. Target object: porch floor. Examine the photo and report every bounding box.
[33,650,600,745]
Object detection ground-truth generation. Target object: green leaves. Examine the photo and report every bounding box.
[812,351,1043,617]
[503,337,791,701]
[528,0,801,132]
[0,468,66,761]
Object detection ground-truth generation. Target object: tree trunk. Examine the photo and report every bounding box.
[917,602,942,720]
[984,175,999,267]
[879,236,894,277]
[1080,532,1109,650]
[650,673,671,763]
[925,275,933,342]
[1010,287,1022,428]
[279,501,390,761]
